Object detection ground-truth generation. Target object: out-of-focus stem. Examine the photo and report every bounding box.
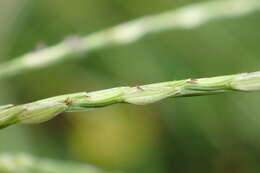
[0,153,113,173]
[0,0,259,79]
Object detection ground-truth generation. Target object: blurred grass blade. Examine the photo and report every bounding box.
[0,153,117,173]
[0,0,259,79]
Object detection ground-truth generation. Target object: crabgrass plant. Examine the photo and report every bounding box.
[0,71,260,128]
[0,0,260,172]
[0,0,259,129]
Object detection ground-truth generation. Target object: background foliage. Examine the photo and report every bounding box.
[1,0,260,172]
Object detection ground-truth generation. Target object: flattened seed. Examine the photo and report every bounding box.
[19,102,68,124]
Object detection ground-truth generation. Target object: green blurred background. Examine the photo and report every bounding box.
[1,0,260,172]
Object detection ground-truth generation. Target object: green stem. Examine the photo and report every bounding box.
[1,71,260,128]
[0,0,259,79]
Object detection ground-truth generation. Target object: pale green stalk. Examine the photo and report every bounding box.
[0,71,260,128]
[0,153,116,173]
[0,0,259,79]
